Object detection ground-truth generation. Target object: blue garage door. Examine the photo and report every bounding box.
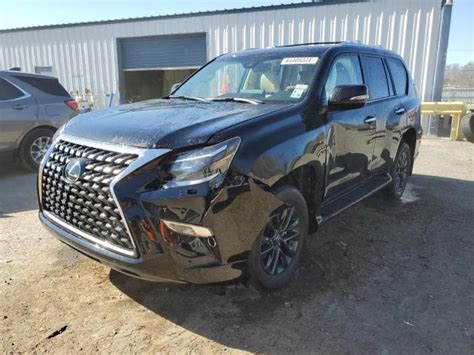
[120,33,207,70]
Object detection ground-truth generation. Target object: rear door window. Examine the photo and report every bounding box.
[0,78,25,101]
[386,58,408,96]
[362,56,390,100]
[323,54,364,103]
[13,75,69,97]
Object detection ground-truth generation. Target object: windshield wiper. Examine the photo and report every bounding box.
[168,95,210,103]
[207,97,264,105]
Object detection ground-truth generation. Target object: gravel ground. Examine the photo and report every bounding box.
[1,138,473,353]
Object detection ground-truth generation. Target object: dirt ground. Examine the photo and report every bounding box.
[1,138,473,353]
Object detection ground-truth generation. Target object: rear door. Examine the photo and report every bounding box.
[386,56,420,137]
[0,77,37,152]
[360,55,401,174]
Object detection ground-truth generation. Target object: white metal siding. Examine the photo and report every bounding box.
[0,0,442,106]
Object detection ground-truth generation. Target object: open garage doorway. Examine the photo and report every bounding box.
[118,33,207,103]
[123,68,196,102]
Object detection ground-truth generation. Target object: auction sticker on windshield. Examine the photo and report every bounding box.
[281,57,318,65]
[290,84,309,99]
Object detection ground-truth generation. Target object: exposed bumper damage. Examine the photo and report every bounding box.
[40,170,283,284]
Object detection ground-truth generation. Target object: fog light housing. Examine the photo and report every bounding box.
[160,219,214,238]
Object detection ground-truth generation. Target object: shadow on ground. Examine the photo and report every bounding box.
[0,160,37,216]
[110,174,474,353]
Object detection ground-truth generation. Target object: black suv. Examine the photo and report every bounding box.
[38,43,421,290]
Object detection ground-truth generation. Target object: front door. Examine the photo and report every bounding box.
[323,54,376,200]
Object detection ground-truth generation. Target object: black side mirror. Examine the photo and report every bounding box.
[329,85,368,109]
[170,82,182,94]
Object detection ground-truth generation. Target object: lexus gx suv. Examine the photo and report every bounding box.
[38,43,421,290]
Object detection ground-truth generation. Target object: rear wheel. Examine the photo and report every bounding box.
[19,128,54,171]
[384,141,412,199]
[247,186,308,291]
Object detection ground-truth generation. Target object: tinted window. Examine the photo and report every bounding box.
[387,58,408,96]
[0,78,24,101]
[324,55,363,103]
[362,56,390,100]
[13,75,69,97]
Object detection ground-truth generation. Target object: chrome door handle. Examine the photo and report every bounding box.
[13,105,28,110]
[364,115,376,124]
[394,107,406,115]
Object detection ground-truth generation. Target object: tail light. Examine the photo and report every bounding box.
[65,99,78,112]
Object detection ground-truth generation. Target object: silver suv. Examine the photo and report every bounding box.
[0,71,77,170]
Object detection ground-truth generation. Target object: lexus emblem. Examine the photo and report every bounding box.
[63,159,86,183]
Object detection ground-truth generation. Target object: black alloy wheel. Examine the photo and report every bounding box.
[384,141,412,199]
[248,186,308,291]
[394,147,410,195]
[260,206,301,276]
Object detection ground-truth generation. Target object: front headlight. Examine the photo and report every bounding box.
[160,137,241,189]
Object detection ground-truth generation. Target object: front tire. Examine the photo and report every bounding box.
[247,186,308,291]
[384,141,412,199]
[19,128,54,171]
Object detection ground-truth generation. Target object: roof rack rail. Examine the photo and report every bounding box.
[275,41,343,48]
[274,40,361,48]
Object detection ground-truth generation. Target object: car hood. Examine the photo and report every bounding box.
[62,99,292,149]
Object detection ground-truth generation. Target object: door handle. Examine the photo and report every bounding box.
[394,107,406,115]
[13,104,28,110]
[364,115,376,124]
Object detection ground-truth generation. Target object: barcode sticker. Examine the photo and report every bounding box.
[290,84,309,99]
[281,57,319,65]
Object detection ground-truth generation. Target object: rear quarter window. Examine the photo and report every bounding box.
[387,58,408,96]
[0,78,24,101]
[13,75,70,97]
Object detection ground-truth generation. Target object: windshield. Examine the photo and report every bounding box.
[173,54,319,103]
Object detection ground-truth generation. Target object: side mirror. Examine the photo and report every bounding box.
[329,85,368,109]
[170,82,182,94]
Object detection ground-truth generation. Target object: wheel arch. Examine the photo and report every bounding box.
[400,127,417,175]
[16,125,56,155]
[270,162,323,233]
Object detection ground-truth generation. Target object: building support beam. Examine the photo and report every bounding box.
[431,0,453,101]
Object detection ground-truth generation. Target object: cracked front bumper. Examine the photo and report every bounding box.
[40,175,282,284]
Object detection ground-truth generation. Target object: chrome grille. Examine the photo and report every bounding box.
[41,140,138,254]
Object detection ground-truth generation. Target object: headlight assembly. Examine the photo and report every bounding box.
[160,137,241,189]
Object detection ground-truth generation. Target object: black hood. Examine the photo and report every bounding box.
[62,99,292,149]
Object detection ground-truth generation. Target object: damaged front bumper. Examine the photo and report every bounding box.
[40,170,283,284]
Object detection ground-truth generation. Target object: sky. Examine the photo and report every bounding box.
[445,0,474,65]
[0,0,472,65]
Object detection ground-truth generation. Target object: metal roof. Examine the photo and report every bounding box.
[0,0,366,33]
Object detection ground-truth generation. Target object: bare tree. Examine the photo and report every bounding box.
[444,62,474,87]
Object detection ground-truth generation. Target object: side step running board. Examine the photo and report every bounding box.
[317,174,392,224]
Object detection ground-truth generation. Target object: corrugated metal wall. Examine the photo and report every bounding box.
[0,0,442,106]
[120,33,207,70]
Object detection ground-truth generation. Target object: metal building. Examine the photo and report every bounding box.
[0,0,452,108]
